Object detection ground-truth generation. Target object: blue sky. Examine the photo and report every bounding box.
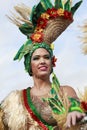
[0,0,87,101]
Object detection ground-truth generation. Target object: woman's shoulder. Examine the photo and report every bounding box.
[1,87,31,106]
[4,89,21,99]
[60,85,75,91]
[1,90,22,109]
[60,85,78,99]
[6,90,21,97]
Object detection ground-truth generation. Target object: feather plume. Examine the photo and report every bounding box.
[79,20,87,54]
[7,3,33,27]
[14,3,31,20]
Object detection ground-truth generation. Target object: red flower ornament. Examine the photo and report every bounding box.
[52,56,57,67]
[64,10,73,20]
[30,32,43,43]
[37,18,48,29]
[57,8,64,16]
[35,26,43,33]
[41,13,50,20]
[47,8,58,18]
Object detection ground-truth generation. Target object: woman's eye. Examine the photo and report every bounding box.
[44,55,50,59]
[32,57,39,60]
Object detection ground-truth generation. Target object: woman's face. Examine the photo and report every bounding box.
[31,48,52,78]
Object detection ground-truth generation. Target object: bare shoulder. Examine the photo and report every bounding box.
[60,85,78,99]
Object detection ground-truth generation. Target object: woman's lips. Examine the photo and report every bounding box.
[38,66,48,71]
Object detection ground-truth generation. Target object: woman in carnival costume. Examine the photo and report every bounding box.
[0,0,87,130]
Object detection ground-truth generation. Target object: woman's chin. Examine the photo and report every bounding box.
[35,71,50,78]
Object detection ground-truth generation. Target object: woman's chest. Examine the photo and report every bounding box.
[31,94,57,125]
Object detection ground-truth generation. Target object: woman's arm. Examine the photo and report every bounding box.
[60,86,86,128]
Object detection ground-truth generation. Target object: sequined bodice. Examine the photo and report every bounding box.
[30,93,57,125]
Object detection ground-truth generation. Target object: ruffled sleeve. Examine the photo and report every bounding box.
[0,106,5,130]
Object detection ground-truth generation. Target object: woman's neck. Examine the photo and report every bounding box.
[33,76,51,89]
[31,76,51,96]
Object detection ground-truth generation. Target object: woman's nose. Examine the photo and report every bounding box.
[40,58,45,64]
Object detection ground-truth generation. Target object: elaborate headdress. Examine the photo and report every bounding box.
[9,0,83,75]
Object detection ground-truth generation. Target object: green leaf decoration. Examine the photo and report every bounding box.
[31,3,46,26]
[30,5,36,22]
[51,73,60,94]
[64,0,71,11]
[18,44,33,60]
[30,5,38,26]
[48,97,65,114]
[19,23,34,36]
[43,73,67,115]
[37,2,46,13]
[41,0,53,10]
[48,98,60,113]
[24,54,30,72]
[68,97,80,107]
[71,0,83,15]
[68,97,83,113]
[54,0,59,9]
[50,88,56,95]
[54,0,63,9]
[47,126,54,130]
[14,44,24,60]
[14,39,33,61]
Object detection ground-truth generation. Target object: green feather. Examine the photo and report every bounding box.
[14,39,33,61]
[71,0,83,15]
[14,44,24,60]
[64,0,71,11]
[18,44,33,60]
[54,0,58,9]
[51,73,60,94]
[24,54,30,72]
[31,3,46,26]
[30,5,36,23]
[19,23,34,36]
[41,0,53,10]
[54,0,63,9]
[30,5,37,22]
[30,5,38,26]
[37,2,46,12]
